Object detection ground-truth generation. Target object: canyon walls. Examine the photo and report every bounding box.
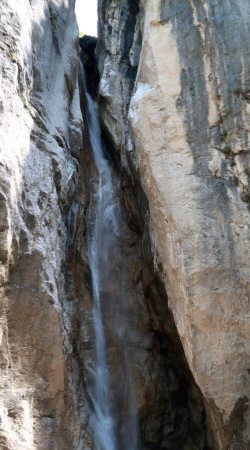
[97,0,250,448]
[1,0,250,448]
[0,0,85,448]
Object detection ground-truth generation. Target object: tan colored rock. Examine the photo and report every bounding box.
[130,2,250,448]
[98,0,250,447]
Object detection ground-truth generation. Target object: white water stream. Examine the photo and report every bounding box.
[82,62,140,450]
[85,91,117,450]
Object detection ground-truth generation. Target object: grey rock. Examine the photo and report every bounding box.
[0,0,85,448]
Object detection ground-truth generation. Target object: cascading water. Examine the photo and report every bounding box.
[84,77,116,450]
[82,63,140,450]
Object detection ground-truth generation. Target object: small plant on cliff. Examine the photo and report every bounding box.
[241,182,250,210]
[233,176,240,186]
[222,144,233,155]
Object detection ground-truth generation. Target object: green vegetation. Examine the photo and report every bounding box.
[79,31,84,38]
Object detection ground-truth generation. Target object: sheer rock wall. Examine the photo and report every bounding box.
[0,0,84,448]
[97,0,250,448]
[2,0,250,448]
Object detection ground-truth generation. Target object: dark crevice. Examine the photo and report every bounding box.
[79,35,100,98]
[70,2,209,448]
[120,154,208,449]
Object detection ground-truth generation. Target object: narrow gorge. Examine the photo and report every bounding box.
[1,1,250,449]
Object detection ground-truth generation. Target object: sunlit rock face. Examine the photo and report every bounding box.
[97,1,208,449]
[98,0,250,448]
[0,0,84,448]
[80,49,207,449]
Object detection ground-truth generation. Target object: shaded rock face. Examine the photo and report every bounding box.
[98,0,250,448]
[97,0,143,150]
[0,0,85,448]
[118,166,208,450]
[79,35,99,98]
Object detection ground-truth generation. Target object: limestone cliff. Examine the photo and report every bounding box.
[98,0,250,448]
[0,0,84,448]
[1,0,250,449]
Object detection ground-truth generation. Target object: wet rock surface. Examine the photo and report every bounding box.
[79,35,99,99]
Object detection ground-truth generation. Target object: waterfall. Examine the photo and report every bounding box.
[83,71,116,450]
[81,61,140,450]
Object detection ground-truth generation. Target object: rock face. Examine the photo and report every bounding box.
[2,0,250,448]
[0,0,84,448]
[82,34,207,450]
[98,0,250,448]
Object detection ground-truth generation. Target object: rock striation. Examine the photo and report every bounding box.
[98,0,250,448]
[0,0,85,448]
[1,0,250,448]
[83,31,207,450]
